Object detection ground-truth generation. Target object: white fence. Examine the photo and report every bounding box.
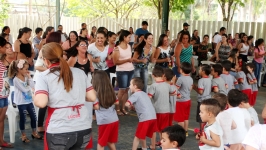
[4,14,266,44]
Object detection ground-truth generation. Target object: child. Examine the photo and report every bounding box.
[239,93,259,125]
[220,60,238,94]
[161,124,186,150]
[126,77,157,150]
[92,70,119,150]
[238,56,242,68]
[236,63,252,102]
[211,64,227,95]
[174,62,193,137]
[226,89,252,149]
[148,66,176,147]
[192,64,212,131]
[196,98,224,150]
[8,59,42,142]
[246,63,258,106]
[213,93,236,149]
[163,68,181,126]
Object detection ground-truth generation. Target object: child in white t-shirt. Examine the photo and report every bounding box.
[242,124,266,150]
[196,98,224,150]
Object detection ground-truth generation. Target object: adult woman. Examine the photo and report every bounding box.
[90,26,97,43]
[215,34,232,62]
[106,32,117,85]
[129,27,135,48]
[253,39,265,84]
[192,30,200,55]
[0,37,13,149]
[62,31,78,50]
[67,40,93,75]
[248,35,254,56]
[1,26,13,44]
[153,34,171,68]
[33,27,43,60]
[13,27,35,71]
[133,33,155,92]
[238,34,249,62]
[228,48,239,77]
[231,33,239,48]
[79,28,88,44]
[34,42,97,150]
[39,26,54,49]
[173,32,195,78]
[113,30,134,115]
[88,31,109,76]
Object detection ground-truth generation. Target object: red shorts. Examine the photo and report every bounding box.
[174,100,191,122]
[135,119,158,139]
[242,89,252,104]
[98,121,119,146]
[169,113,174,126]
[250,91,258,106]
[156,113,170,131]
[85,137,93,149]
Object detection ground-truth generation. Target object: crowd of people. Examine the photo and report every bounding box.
[0,21,265,150]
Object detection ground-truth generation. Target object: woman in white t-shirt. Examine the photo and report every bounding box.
[153,34,171,68]
[129,27,135,49]
[34,42,97,150]
[238,34,249,62]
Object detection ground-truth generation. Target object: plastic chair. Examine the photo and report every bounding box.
[258,61,266,87]
[110,73,117,85]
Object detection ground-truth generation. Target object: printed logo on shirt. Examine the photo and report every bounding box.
[68,114,81,119]
[1,70,10,96]
[22,91,33,102]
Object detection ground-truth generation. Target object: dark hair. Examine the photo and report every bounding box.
[0,33,8,38]
[8,59,29,78]
[212,64,223,75]
[42,26,54,39]
[240,34,248,43]
[115,30,131,46]
[255,38,264,53]
[212,32,219,38]
[239,33,245,39]
[162,124,186,147]
[228,89,242,107]
[0,36,7,47]
[229,48,238,58]
[108,32,116,41]
[152,65,164,77]
[142,21,148,26]
[193,30,198,36]
[81,23,86,27]
[221,60,232,71]
[96,30,108,46]
[156,34,168,48]
[220,27,226,32]
[17,27,32,39]
[1,26,9,33]
[80,28,87,35]
[200,98,221,116]
[58,25,62,28]
[203,35,209,39]
[90,26,96,37]
[246,63,255,71]
[180,62,192,74]
[222,34,228,39]
[248,35,253,41]
[200,64,211,76]
[65,40,87,58]
[164,68,174,81]
[240,92,249,103]
[179,31,191,43]
[67,31,78,48]
[241,62,251,84]
[213,93,228,110]
[131,77,144,90]
[46,32,61,44]
[35,27,43,34]
[97,27,107,33]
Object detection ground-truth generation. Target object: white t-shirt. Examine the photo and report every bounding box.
[213,34,222,44]
[87,43,108,70]
[225,107,251,144]
[199,121,224,150]
[216,111,233,145]
[130,34,135,43]
[33,54,44,82]
[13,77,35,105]
[242,124,266,150]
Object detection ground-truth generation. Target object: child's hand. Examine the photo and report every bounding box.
[200,133,207,142]
[195,133,200,140]
[26,71,31,78]
[177,94,181,99]
[171,75,177,83]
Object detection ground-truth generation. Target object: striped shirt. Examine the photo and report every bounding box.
[0,61,9,98]
[180,44,193,63]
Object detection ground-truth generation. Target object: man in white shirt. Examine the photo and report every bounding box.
[213,27,226,49]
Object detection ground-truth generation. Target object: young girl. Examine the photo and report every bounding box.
[8,59,42,142]
[92,70,119,150]
[236,63,252,102]
[246,63,258,106]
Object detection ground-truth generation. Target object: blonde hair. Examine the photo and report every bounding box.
[8,59,29,78]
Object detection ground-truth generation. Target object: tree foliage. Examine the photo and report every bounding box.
[217,0,246,21]
[0,0,10,27]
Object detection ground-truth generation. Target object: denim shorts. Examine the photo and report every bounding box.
[172,66,181,78]
[116,70,134,89]
[0,97,8,108]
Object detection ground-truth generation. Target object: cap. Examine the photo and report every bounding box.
[183,23,190,26]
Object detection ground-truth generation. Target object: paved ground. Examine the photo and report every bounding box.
[4,87,266,150]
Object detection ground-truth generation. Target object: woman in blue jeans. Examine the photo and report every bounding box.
[132,33,155,92]
[252,39,265,86]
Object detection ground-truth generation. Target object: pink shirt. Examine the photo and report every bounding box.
[106,46,115,67]
[116,44,134,71]
[254,47,265,63]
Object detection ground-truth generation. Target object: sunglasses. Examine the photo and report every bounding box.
[79,44,88,47]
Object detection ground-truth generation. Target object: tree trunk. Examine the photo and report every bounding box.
[158,1,162,19]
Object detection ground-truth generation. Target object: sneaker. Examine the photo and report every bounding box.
[186,131,188,137]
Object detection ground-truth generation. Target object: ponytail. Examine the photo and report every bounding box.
[17,27,32,39]
[17,28,24,39]
[8,60,18,78]
[58,57,73,92]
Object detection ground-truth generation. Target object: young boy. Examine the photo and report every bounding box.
[225,89,252,149]
[239,93,259,125]
[193,64,212,130]
[211,64,227,95]
[213,93,236,148]
[163,68,181,126]
[174,62,193,137]
[197,98,224,150]
[126,77,158,150]
[220,60,238,94]
[161,124,186,150]
[148,66,176,147]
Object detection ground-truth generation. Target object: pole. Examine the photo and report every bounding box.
[162,0,169,34]
[56,0,60,29]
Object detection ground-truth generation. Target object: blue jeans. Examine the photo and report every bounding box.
[172,66,181,78]
[17,103,37,132]
[0,98,8,108]
[116,70,134,89]
[252,60,262,82]
[134,67,148,92]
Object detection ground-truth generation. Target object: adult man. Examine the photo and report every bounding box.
[57,25,68,42]
[134,21,149,43]
[179,22,190,36]
[212,27,226,49]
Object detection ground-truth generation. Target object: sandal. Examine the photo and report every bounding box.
[116,110,124,116]
[121,109,128,115]
[32,133,43,140]
[0,141,13,148]
[21,135,30,143]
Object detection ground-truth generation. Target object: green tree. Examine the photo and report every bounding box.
[217,0,246,21]
[0,0,10,27]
